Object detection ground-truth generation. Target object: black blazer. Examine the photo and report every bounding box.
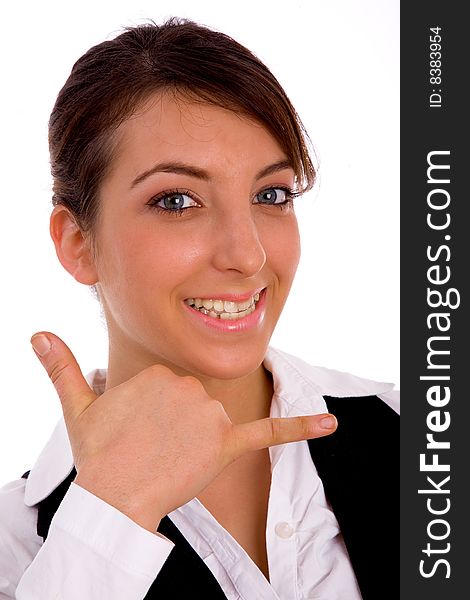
[23,394,398,600]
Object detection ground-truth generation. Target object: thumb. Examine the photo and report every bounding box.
[232,413,338,456]
[31,332,97,421]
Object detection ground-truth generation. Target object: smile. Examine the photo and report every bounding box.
[184,292,261,321]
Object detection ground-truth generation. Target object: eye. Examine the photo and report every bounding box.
[153,192,198,211]
[254,187,293,205]
[146,189,201,216]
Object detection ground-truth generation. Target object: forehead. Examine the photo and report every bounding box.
[109,92,289,181]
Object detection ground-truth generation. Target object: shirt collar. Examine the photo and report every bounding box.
[24,348,394,507]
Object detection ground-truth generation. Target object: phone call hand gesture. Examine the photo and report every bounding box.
[31,332,337,532]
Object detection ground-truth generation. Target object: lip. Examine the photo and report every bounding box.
[183,287,267,333]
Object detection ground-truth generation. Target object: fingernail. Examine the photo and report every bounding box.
[320,416,337,430]
[31,334,52,356]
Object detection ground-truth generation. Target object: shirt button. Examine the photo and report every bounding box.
[274,521,294,539]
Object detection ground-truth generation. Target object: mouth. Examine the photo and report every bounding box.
[184,289,264,321]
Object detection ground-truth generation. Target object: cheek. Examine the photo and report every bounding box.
[95,221,206,296]
[262,216,301,282]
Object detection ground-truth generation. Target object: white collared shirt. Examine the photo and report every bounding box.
[0,347,399,599]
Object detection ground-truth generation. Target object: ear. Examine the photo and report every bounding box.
[50,206,99,285]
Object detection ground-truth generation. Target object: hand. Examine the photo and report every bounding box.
[31,332,337,532]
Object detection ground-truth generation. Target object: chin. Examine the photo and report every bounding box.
[182,346,268,381]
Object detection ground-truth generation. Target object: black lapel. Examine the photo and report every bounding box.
[149,517,227,599]
[21,468,78,541]
[307,395,399,600]
[23,468,227,599]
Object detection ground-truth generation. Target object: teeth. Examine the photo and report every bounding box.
[238,298,253,311]
[213,300,224,312]
[224,300,238,313]
[185,291,263,320]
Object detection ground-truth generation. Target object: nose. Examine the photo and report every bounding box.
[211,208,266,277]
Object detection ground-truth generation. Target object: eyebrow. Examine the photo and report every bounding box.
[130,158,294,189]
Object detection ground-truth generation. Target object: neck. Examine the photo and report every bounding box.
[196,366,274,424]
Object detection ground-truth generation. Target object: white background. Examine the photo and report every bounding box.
[0,0,399,482]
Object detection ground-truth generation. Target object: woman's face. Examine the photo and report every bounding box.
[92,93,301,381]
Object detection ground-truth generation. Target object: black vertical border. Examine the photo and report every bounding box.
[401,2,468,598]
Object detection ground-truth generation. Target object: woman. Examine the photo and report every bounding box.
[0,18,399,599]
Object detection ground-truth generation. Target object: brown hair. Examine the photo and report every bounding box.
[49,17,316,234]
